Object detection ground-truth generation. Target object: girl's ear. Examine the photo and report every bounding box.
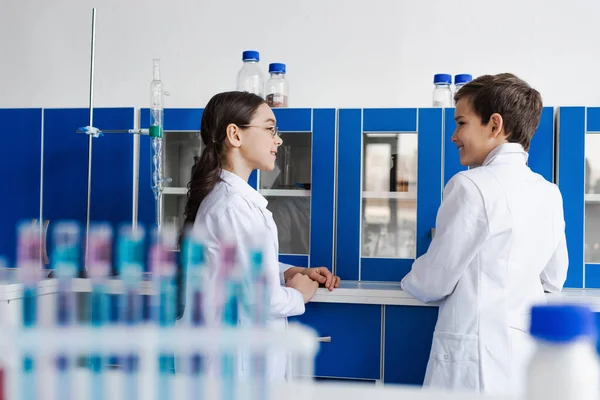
[226,124,242,148]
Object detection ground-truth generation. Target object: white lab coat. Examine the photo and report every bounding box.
[187,169,305,381]
[401,143,568,396]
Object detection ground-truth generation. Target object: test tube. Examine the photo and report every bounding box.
[182,227,208,400]
[219,238,239,400]
[51,221,82,400]
[117,225,145,400]
[248,238,268,400]
[16,221,43,400]
[150,225,177,400]
[88,224,112,400]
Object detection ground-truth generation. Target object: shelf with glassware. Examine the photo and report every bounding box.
[557,107,600,288]
[252,108,336,269]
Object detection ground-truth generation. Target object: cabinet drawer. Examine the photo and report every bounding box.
[290,303,381,380]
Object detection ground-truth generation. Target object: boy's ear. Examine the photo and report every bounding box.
[489,113,505,138]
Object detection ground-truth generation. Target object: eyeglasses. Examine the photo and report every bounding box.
[239,125,280,138]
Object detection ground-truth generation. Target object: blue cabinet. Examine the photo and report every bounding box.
[383,305,438,385]
[43,108,134,267]
[336,108,443,282]
[557,107,600,288]
[0,109,42,266]
[254,109,336,269]
[290,303,382,380]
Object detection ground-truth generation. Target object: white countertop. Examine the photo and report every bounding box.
[313,281,600,311]
[2,279,600,312]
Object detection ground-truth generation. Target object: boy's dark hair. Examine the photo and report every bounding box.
[454,73,542,151]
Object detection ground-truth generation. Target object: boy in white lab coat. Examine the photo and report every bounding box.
[401,73,568,396]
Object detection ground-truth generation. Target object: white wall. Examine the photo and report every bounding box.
[2,0,600,109]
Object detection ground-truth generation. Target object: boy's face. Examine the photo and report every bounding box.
[452,98,507,167]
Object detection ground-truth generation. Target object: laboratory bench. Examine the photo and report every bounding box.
[1,279,600,386]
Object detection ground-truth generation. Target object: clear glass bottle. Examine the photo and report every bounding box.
[454,74,473,95]
[266,63,289,108]
[236,50,264,98]
[432,73,452,108]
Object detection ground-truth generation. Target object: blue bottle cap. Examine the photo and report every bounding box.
[269,63,286,74]
[433,74,452,84]
[454,74,473,85]
[530,304,596,343]
[242,50,260,62]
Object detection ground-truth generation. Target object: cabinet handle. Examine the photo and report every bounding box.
[42,220,50,265]
[317,336,332,343]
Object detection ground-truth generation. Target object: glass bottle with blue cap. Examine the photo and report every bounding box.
[266,63,289,108]
[454,74,473,94]
[237,50,265,98]
[432,73,452,107]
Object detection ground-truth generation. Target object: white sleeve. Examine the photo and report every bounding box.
[401,174,489,303]
[279,262,295,285]
[540,192,568,292]
[217,205,305,319]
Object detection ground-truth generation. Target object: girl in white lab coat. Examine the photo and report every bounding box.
[401,73,568,396]
[177,91,339,381]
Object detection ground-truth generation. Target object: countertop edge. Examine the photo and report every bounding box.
[2,280,600,312]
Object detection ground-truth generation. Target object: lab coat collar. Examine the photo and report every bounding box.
[482,143,528,166]
[220,169,268,209]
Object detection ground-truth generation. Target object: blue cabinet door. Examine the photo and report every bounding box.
[43,108,134,269]
[528,107,555,183]
[558,107,600,288]
[443,108,464,185]
[585,108,600,287]
[336,108,443,282]
[254,109,336,269]
[89,108,135,226]
[383,305,438,385]
[290,303,382,380]
[43,109,89,231]
[0,109,42,266]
